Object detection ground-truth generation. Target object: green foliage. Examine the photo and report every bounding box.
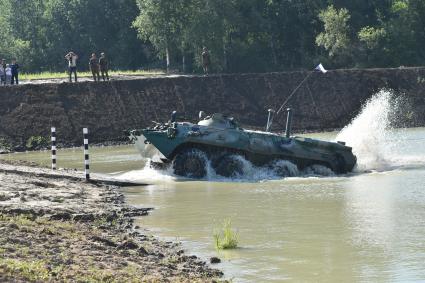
[0,0,152,72]
[213,219,239,250]
[358,26,387,49]
[1,0,425,72]
[392,0,409,13]
[25,136,49,150]
[316,5,351,58]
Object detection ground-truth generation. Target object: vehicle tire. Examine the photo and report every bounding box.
[172,149,207,178]
[214,155,244,177]
[270,160,299,177]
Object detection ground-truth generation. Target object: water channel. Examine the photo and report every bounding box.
[1,92,424,282]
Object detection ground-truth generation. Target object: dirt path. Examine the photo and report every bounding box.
[0,160,223,282]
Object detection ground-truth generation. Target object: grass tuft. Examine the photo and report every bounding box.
[213,219,239,250]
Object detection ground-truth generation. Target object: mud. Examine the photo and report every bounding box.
[0,160,223,282]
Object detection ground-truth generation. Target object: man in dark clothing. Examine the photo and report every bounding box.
[99,52,109,81]
[1,59,6,85]
[89,53,100,81]
[201,47,210,74]
[10,59,19,85]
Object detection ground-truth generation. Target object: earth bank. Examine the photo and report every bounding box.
[1,68,425,151]
[0,160,223,282]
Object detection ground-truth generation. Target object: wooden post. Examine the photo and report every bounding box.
[83,128,90,180]
[51,127,56,170]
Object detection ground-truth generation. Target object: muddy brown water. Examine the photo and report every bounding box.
[1,129,425,282]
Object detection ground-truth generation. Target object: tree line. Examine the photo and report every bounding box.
[1,0,424,73]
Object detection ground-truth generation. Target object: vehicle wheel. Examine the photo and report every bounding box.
[270,160,299,177]
[214,155,244,177]
[173,149,207,178]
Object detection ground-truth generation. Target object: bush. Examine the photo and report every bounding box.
[26,136,48,150]
[0,137,12,152]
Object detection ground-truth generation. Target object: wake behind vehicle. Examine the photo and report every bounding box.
[128,110,357,178]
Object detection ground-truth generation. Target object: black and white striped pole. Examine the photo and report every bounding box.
[83,128,90,181]
[51,127,57,170]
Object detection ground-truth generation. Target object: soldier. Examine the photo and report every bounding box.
[10,59,19,85]
[65,51,78,82]
[89,53,100,81]
[99,52,109,81]
[201,47,210,74]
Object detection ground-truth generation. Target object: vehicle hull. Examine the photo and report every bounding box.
[131,121,356,174]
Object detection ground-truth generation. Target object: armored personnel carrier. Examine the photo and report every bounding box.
[128,111,357,178]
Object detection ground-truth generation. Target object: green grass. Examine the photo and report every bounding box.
[20,69,166,80]
[213,219,239,250]
[0,258,51,281]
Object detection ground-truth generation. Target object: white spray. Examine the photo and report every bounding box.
[335,89,414,172]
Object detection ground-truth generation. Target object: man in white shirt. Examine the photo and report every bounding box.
[5,64,12,85]
[65,51,78,82]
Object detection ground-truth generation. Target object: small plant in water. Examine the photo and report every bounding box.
[213,219,239,250]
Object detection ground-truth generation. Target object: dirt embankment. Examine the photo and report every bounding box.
[0,68,425,151]
[0,161,223,282]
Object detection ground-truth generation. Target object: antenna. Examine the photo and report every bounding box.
[266,64,327,131]
[265,109,275,132]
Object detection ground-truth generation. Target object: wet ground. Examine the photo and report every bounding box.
[0,160,223,282]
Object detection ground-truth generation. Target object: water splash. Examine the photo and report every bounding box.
[114,155,336,183]
[335,89,424,172]
[134,135,164,162]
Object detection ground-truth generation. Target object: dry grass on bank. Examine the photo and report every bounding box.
[20,70,166,80]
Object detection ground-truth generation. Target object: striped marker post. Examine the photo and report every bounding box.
[83,128,90,180]
[51,127,57,170]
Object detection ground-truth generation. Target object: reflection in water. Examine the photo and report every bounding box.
[344,171,425,282]
[125,167,425,282]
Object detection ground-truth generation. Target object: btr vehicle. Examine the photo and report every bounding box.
[128,110,357,178]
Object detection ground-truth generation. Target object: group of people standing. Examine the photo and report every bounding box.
[0,58,19,85]
[89,53,109,82]
[64,51,109,82]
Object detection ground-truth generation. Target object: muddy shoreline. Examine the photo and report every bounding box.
[0,160,223,282]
